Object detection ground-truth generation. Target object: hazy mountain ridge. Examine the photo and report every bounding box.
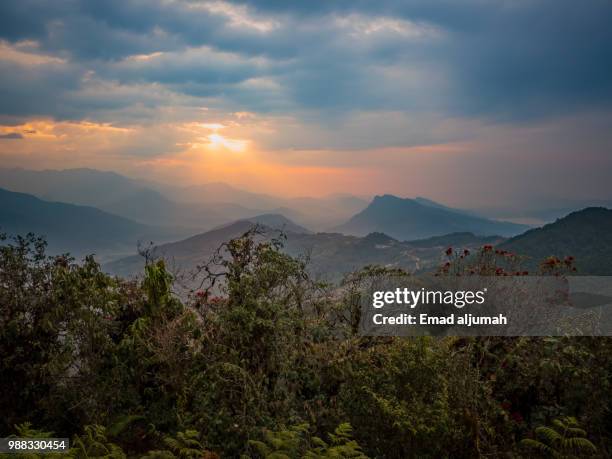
[3,167,610,276]
[0,167,155,209]
[159,183,369,230]
[104,221,421,281]
[0,188,181,260]
[159,181,283,209]
[335,195,528,240]
[0,168,368,231]
[213,213,313,234]
[0,167,263,230]
[499,207,612,274]
[104,219,509,282]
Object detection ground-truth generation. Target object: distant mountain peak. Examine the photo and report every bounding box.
[335,194,528,240]
[372,194,404,202]
[362,232,398,244]
[209,213,312,235]
[243,213,312,234]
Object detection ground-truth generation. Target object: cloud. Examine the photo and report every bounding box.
[0,132,23,139]
[0,0,611,153]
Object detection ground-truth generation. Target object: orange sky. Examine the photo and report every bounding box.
[1,113,611,208]
[1,0,612,208]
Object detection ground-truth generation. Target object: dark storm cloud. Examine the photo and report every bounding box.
[0,59,82,119]
[0,0,296,60]
[0,132,23,139]
[0,0,611,123]
[445,1,612,120]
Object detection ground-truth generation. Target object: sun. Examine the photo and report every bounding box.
[207,133,248,152]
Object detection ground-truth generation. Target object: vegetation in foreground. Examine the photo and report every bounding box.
[1,231,611,458]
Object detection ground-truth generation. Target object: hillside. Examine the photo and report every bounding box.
[105,220,266,278]
[241,214,312,234]
[105,222,422,282]
[0,188,178,260]
[335,195,527,240]
[105,219,500,282]
[499,207,612,274]
[406,232,505,248]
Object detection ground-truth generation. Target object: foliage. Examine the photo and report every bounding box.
[162,430,207,459]
[1,231,612,458]
[520,416,597,458]
[248,423,368,458]
[70,425,126,458]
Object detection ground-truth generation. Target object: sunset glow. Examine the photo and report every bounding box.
[206,134,248,152]
[0,1,610,207]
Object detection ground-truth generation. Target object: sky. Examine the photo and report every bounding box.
[0,0,611,208]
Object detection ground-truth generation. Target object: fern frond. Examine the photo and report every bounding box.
[565,437,597,453]
[520,438,557,456]
[106,414,145,437]
[536,426,563,446]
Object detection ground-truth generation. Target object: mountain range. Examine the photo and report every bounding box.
[0,168,369,231]
[0,188,180,260]
[106,206,612,283]
[1,167,610,276]
[0,168,267,231]
[335,194,528,240]
[104,220,502,282]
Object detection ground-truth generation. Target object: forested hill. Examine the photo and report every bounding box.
[499,207,612,274]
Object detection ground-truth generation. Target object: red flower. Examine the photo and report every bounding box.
[483,245,493,252]
[445,247,453,256]
[209,296,226,305]
[463,249,470,256]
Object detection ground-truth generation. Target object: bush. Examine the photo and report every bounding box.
[1,231,611,457]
